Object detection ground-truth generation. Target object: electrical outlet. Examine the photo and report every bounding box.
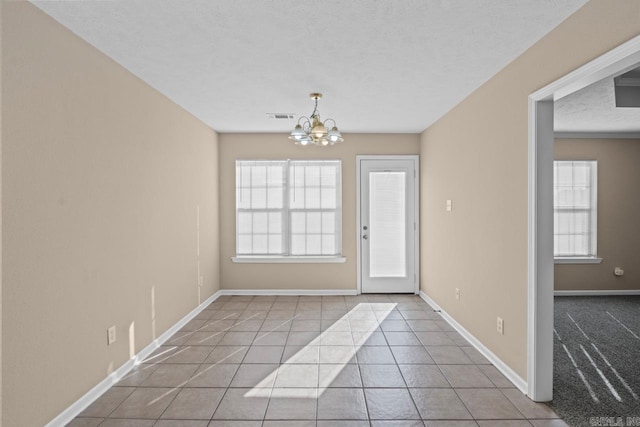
[107,325,117,345]
[446,199,452,212]
[455,288,460,300]
[497,317,504,335]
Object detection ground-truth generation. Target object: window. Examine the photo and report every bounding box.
[235,160,342,261]
[553,160,599,262]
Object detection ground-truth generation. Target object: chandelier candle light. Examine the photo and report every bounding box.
[289,93,344,146]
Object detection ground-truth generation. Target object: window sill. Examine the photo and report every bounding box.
[232,256,347,264]
[554,257,603,264]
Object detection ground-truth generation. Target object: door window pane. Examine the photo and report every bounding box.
[369,172,406,277]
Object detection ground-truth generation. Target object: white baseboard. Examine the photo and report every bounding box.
[555,131,640,139]
[220,289,358,296]
[419,291,528,394]
[45,289,223,427]
[554,289,640,296]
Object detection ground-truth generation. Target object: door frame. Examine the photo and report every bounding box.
[356,155,420,295]
[527,34,640,401]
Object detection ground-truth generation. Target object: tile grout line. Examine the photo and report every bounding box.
[264,295,298,422]
[183,295,257,423]
[348,299,375,425]
[207,295,260,423]
[117,298,238,423]
[202,295,259,423]
[397,305,442,424]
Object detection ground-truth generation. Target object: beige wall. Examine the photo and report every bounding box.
[219,133,420,290]
[555,138,640,291]
[420,1,640,380]
[2,4,219,426]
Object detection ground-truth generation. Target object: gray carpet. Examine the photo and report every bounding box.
[550,296,640,427]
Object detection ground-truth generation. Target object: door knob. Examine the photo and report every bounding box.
[362,235,368,240]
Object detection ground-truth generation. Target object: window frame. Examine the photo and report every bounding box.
[553,160,602,264]
[232,159,346,264]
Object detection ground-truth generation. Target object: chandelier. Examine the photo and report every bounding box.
[289,93,344,146]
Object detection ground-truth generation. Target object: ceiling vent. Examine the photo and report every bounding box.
[266,113,295,119]
[614,67,640,108]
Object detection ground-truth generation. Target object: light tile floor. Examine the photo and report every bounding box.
[68,294,569,427]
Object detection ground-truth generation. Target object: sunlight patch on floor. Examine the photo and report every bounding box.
[579,344,621,402]
[244,302,397,398]
[606,311,640,340]
[560,341,599,403]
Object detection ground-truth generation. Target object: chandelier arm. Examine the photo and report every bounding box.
[323,118,337,128]
[297,116,312,132]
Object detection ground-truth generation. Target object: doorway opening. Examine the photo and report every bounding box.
[528,35,640,402]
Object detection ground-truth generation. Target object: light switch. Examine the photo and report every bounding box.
[446,200,452,212]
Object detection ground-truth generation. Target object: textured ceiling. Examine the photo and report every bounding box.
[555,72,640,134]
[32,0,588,133]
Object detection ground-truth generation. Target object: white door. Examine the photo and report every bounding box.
[358,156,419,294]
